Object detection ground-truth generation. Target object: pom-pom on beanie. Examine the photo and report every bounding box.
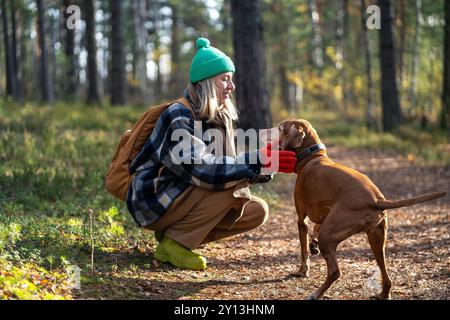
[189,37,235,83]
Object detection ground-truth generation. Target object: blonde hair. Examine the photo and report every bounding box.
[187,78,238,128]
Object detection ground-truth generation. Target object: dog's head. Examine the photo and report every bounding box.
[278,119,321,151]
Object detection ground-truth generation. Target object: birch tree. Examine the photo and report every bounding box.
[307,0,324,71]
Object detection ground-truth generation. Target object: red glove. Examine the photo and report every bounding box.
[259,143,297,173]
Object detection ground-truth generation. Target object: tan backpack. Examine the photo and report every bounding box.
[105,97,193,201]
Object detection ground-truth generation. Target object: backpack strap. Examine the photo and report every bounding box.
[173,96,197,120]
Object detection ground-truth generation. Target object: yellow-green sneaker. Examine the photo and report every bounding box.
[153,237,207,271]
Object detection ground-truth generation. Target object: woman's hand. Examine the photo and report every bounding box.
[259,142,297,174]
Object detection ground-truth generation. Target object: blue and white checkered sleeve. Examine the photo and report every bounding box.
[158,105,262,190]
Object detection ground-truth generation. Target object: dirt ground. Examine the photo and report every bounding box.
[76,146,450,300]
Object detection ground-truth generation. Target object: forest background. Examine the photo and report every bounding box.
[0,0,448,300]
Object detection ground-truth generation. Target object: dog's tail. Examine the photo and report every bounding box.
[375,192,446,210]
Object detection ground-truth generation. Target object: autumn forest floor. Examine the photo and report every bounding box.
[0,103,448,300]
[74,146,450,300]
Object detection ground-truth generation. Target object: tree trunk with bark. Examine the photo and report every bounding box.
[361,0,376,129]
[378,0,402,131]
[395,0,406,84]
[85,0,101,104]
[131,0,150,104]
[1,0,17,99]
[272,0,293,112]
[49,12,57,100]
[109,0,127,105]
[10,1,21,100]
[63,0,78,100]
[408,0,421,114]
[36,0,53,103]
[231,0,271,130]
[442,0,450,130]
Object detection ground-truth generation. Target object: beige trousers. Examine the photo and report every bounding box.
[146,186,269,249]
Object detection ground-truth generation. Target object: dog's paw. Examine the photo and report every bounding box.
[295,265,310,278]
[369,293,391,300]
[306,293,319,300]
[306,293,329,300]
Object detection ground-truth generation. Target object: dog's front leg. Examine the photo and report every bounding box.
[297,219,310,277]
[294,180,310,278]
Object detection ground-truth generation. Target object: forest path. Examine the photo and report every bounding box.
[76,146,450,300]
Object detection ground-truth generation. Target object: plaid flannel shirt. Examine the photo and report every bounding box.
[126,100,262,227]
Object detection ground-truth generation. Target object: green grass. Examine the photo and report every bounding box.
[0,101,157,299]
[0,101,448,299]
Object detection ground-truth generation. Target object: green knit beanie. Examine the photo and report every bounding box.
[189,38,235,83]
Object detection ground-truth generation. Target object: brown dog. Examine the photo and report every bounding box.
[278,119,446,300]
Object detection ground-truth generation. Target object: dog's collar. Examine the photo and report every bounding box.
[296,143,326,161]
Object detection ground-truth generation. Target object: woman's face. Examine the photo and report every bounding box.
[214,72,235,104]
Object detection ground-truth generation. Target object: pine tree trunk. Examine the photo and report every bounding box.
[21,8,31,98]
[279,65,292,112]
[131,0,150,104]
[99,0,109,98]
[408,0,421,114]
[85,0,101,104]
[378,0,402,131]
[49,13,57,100]
[361,0,376,129]
[0,13,3,97]
[396,0,406,84]
[10,1,20,100]
[109,0,127,105]
[272,0,293,112]
[442,0,450,130]
[36,0,53,103]
[63,0,78,100]
[1,0,17,99]
[231,0,271,130]
[15,1,26,100]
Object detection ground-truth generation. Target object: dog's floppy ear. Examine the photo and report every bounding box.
[281,125,305,150]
